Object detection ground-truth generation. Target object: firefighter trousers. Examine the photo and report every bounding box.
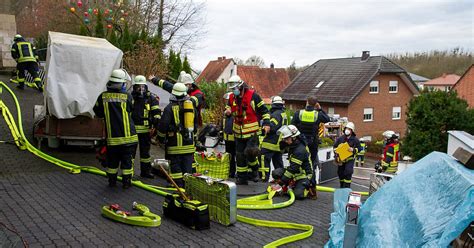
[225,140,236,178]
[168,153,193,187]
[235,137,260,181]
[355,155,365,167]
[261,148,283,182]
[16,61,41,89]
[134,133,152,174]
[337,160,354,188]
[106,144,135,176]
[293,178,310,200]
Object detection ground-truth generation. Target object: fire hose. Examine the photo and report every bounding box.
[0,81,369,247]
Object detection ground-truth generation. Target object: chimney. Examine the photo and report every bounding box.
[361,51,370,61]
[222,56,226,60]
[270,63,274,69]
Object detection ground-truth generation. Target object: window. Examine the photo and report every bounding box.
[369,81,379,93]
[363,108,373,122]
[392,106,401,120]
[328,107,335,115]
[230,69,234,77]
[389,81,398,93]
[446,86,452,92]
[315,80,325,88]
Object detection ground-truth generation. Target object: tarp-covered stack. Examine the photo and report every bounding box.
[44,32,123,119]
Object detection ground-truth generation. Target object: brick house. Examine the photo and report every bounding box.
[195,56,237,84]
[280,52,419,140]
[237,64,290,103]
[453,64,474,108]
[424,73,461,92]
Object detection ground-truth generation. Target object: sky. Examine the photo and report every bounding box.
[188,0,473,71]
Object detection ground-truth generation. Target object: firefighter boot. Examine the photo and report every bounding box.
[345,182,351,189]
[107,173,117,187]
[340,181,344,188]
[122,175,132,189]
[249,169,259,183]
[235,175,248,185]
[140,164,154,179]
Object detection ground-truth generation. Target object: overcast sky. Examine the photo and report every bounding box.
[189,0,473,71]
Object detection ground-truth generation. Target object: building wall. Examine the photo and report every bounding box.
[0,0,12,15]
[216,61,237,84]
[454,67,474,108]
[0,14,16,68]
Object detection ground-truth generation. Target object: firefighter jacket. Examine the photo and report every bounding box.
[11,41,37,63]
[94,89,138,146]
[156,96,198,155]
[382,141,399,173]
[222,112,234,141]
[283,138,313,182]
[291,106,330,143]
[131,92,161,134]
[226,88,270,139]
[358,142,367,156]
[261,104,289,151]
[333,134,362,163]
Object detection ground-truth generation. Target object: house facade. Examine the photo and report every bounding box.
[195,56,237,84]
[424,73,460,92]
[281,52,419,140]
[453,65,474,108]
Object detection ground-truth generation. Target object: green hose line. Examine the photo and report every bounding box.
[1,81,316,247]
[317,185,369,196]
[237,191,295,210]
[237,214,313,248]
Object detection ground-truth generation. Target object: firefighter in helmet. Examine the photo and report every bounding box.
[131,75,161,178]
[94,69,138,188]
[260,96,289,181]
[155,82,198,187]
[221,92,236,178]
[381,130,400,173]
[271,125,313,200]
[333,122,362,188]
[10,34,42,91]
[225,75,271,185]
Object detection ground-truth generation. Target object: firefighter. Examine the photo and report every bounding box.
[155,82,197,187]
[381,130,400,173]
[291,96,330,185]
[93,69,138,188]
[131,75,161,179]
[150,71,205,126]
[333,122,362,188]
[225,75,271,185]
[260,96,288,181]
[355,138,368,167]
[10,34,42,91]
[221,92,236,178]
[272,125,313,200]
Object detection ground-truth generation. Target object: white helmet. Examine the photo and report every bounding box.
[133,75,147,85]
[383,130,397,139]
[345,122,355,132]
[271,96,284,104]
[177,71,194,85]
[109,69,128,83]
[278,125,300,139]
[172,83,187,96]
[227,75,244,89]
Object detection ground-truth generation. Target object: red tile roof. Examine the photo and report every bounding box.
[424,73,461,86]
[237,65,290,102]
[196,57,234,83]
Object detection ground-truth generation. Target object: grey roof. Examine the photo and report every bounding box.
[409,72,430,82]
[281,56,416,104]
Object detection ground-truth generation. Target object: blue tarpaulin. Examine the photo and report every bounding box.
[326,152,474,247]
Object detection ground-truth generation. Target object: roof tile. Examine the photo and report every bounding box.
[237,66,290,100]
[196,57,233,83]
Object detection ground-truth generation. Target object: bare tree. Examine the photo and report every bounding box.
[233,57,245,65]
[245,55,266,68]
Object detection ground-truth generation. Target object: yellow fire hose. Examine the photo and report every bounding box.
[0,81,369,247]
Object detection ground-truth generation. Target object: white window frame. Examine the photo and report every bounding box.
[328,107,335,115]
[369,81,379,94]
[363,108,373,122]
[315,80,325,88]
[392,106,401,120]
[389,80,398,93]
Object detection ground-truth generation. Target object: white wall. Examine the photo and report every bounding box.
[216,61,237,83]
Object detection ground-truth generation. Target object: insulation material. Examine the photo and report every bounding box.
[45,32,123,119]
[357,152,474,247]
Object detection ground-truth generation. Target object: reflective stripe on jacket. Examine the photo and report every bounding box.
[132,92,161,134]
[14,42,37,63]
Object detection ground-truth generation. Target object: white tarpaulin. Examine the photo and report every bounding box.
[45,32,123,119]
